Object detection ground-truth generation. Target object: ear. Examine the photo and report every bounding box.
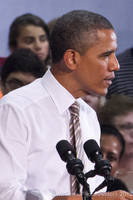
[63,49,77,71]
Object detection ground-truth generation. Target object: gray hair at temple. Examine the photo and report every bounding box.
[50,10,114,64]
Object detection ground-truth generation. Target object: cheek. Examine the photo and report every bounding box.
[111,161,118,175]
[17,42,31,49]
[123,135,131,142]
[42,42,49,53]
[119,132,131,143]
[87,61,106,82]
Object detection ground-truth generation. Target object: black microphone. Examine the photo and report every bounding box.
[56,140,88,187]
[56,140,84,175]
[83,139,114,183]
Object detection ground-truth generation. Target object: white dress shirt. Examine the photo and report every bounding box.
[0,69,105,200]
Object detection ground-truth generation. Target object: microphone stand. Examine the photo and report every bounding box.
[82,182,92,200]
[75,171,92,200]
[56,140,114,200]
[66,158,114,200]
[66,158,92,200]
[84,159,115,196]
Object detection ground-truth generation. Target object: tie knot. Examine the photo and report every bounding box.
[69,101,80,118]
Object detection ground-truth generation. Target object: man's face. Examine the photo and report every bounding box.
[74,29,119,97]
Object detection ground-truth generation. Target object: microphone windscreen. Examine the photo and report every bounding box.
[56,140,76,161]
[83,139,101,158]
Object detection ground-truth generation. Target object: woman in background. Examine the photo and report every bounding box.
[8,13,51,69]
[100,124,129,192]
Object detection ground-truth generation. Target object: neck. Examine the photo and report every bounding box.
[51,63,87,99]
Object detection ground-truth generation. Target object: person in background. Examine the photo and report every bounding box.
[98,94,133,193]
[8,13,51,68]
[0,87,2,99]
[47,17,59,33]
[0,79,3,98]
[0,57,6,98]
[0,48,45,95]
[82,95,106,113]
[100,124,129,192]
[0,10,132,200]
[106,47,133,99]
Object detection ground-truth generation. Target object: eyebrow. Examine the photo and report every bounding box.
[108,152,117,156]
[22,36,34,40]
[99,50,116,57]
[23,33,47,38]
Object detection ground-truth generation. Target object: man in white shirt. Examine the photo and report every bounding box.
[0,10,132,200]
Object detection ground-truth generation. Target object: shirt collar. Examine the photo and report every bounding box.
[41,69,75,115]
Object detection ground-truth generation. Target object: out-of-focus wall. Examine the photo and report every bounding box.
[1,0,133,57]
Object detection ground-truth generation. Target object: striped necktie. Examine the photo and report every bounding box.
[69,101,84,194]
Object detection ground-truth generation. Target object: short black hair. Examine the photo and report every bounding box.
[1,48,46,84]
[50,10,114,64]
[100,124,125,159]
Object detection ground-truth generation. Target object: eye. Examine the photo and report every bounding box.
[103,53,111,58]
[23,37,34,44]
[6,79,24,90]
[107,154,118,162]
[105,53,110,57]
[40,35,48,42]
[100,51,113,59]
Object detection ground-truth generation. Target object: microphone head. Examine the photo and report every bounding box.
[56,140,76,162]
[83,139,103,163]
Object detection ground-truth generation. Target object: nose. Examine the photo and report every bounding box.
[109,54,120,72]
[34,40,42,50]
[102,152,106,160]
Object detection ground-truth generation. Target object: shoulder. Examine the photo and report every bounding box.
[0,78,47,110]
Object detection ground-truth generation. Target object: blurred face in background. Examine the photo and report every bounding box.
[15,25,49,62]
[82,95,100,111]
[113,112,133,156]
[100,133,122,176]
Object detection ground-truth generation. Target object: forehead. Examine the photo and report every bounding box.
[114,112,133,123]
[98,29,117,40]
[7,71,36,81]
[97,29,117,47]
[101,134,121,150]
[86,29,117,53]
[19,25,46,37]
[98,29,116,46]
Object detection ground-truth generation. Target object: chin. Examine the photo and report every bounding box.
[97,90,107,96]
[38,57,44,61]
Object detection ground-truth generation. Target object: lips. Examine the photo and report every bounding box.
[37,53,44,57]
[104,75,115,85]
[104,77,114,86]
